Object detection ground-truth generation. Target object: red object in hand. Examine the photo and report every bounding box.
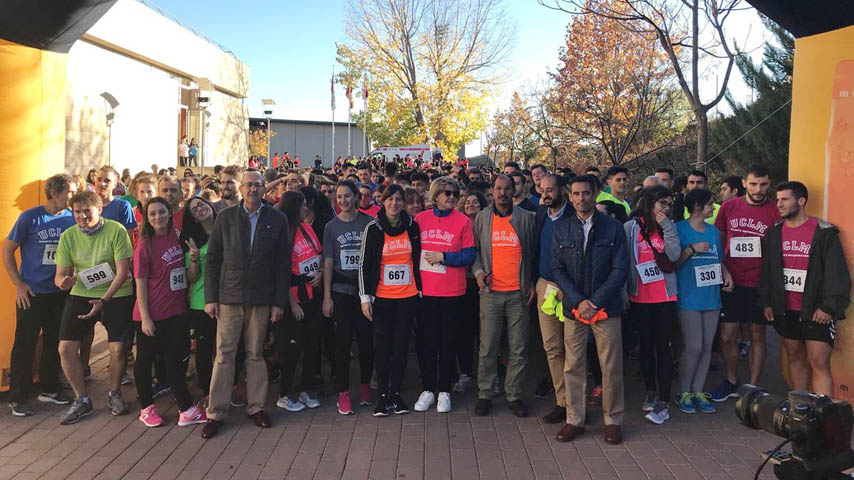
[572,308,608,325]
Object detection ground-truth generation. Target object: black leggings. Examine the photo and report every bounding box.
[9,292,66,402]
[134,315,192,411]
[276,296,322,397]
[373,296,416,396]
[420,295,462,393]
[187,309,215,396]
[632,301,677,402]
[333,292,374,393]
[456,279,480,377]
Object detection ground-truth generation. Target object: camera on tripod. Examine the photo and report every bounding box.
[736,384,854,479]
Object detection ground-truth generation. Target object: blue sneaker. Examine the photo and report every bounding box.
[693,392,717,413]
[677,392,695,414]
[710,380,739,403]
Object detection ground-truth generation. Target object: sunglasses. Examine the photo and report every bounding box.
[443,190,459,198]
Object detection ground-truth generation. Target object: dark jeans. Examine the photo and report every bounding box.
[134,315,192,411]
[9,292,66,403]
[275,296,322,397]
[332,292,373,393]
[456,279,480,377]
[373,296,417,396]
[632,301,677,402]
[187,309,215,396]
[420,295,462,393]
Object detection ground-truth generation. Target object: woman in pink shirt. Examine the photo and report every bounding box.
[412,177,476,413]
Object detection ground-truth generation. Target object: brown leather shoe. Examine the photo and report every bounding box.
[604,425,622,445]
[201,419,223,439]
[249,410,271,428]
[555,423,584,442]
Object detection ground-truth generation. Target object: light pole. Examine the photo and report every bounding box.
[100,92,119,166]
[262,98,275,167]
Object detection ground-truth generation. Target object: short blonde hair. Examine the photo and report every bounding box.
[428,176,460,203]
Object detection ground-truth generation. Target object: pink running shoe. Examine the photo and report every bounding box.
[337,391,354,415]
[139,404,163,427]
[360,383,374,406]
[178,404,208,426]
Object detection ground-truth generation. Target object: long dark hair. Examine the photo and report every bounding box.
[140,197,173,240]
[277,190,306,243]
[631,186,672,237]
[179,196,217,253]
[300,185,334,219]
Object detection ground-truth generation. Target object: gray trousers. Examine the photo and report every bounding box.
[677,309,720,393]
[477,289,529,402]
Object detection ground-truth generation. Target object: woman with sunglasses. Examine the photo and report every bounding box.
[624,186,681,425]
[412,177,476,413]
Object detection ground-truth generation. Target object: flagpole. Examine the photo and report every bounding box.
[347,103,351,157]
[363,75,367,158]
[331,66,335,167]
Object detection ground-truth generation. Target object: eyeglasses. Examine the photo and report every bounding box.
[243,182,264,190]
[657,200,673,208]
[443,190,459,198]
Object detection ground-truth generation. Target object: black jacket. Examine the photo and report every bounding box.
[533,202,574,283]
[205,201,291,309]
[758,219,851,321]
[358,208,421,301]
[551,211,629,317]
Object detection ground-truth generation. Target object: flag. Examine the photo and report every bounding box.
[331,72,335,110]
[363,75,368,100]
[345,83,353,109]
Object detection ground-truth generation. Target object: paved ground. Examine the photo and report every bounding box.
[0,325,791,480]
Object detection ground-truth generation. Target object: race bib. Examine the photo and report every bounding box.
[42,244,58,265]
[170,267,187,291]
[730,236,761,258]
[340,249,360,271]
[635,260,663,285]
[694,263,723,287]
[79,262,115,290]
[382,264,411,286]
[299,256,321,277]
[420,251,446,274]
[783,268,806,293]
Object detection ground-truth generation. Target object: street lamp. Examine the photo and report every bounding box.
[100,92,119,166]
[262,98,275,167]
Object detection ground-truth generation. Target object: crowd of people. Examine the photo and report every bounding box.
[3,155,850,446]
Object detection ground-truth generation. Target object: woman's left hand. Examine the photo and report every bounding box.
[424,251,444,265]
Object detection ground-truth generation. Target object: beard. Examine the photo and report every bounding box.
[221,190,234,200]
[781,206,800,219]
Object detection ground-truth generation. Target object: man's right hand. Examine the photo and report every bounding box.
[59,274,76,292]
[578,299,598,320]
[204,302,219,319]
[763,306,775,323]
[476,273,491,291]
[14,282,35,310]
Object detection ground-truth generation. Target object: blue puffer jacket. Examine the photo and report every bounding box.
[550,211,629,318]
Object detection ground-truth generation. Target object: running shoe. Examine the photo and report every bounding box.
[178,404,208,426]
[710,380,739,403]
[121,373,133,386]
[642,391,657,412]
[337,391,354,415]
[299,391,320,409]
[107,390,128,416]
[230,385,248,407]
[453,374,472,393]
[644,402,670,425]
[436,392,451,413]
[151,380,170,398]
[276,395,305,412]
[693,392,717,413]
[391,394,409,415]
[373,394,391,417]
[10,401,34,417]
[359,383,373,406]
[414,391,435,412]
[588,385,603,407]
[677,392,695,414]
[139,404,163,427]
[38,391,72,405]
[60,398,93,425]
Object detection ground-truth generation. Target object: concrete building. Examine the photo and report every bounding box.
[250,118,366,168]
[64,0,249,176]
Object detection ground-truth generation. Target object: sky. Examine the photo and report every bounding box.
[148,0,770,126]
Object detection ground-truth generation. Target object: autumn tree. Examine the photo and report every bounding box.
[550,0,685,167]
[342,0,515,155]
[541,0,743,166]
[248,127,276,159]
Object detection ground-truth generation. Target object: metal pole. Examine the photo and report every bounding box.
[266,120,271,167]
[347,104,351,157]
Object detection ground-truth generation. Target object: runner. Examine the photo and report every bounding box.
[358,184,380,217]
[158,176,184,235]
[55,191,134,424]
[94,166,136,236]
[358,184,422,417]
[322,181,374,415]
[212,165,243,213]
[274,191,323,413]
[624,186,681,425]
[129,173,157,245]
[682,170,720,223]
[413,177,475,413]
[596,166,631,216]
[674,188,733,415]
[759,181,851,397]
[710,164,780,402]
[132,197,207,427]
[3,174,77,416]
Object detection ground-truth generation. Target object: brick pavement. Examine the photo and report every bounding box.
[0,325,793,479]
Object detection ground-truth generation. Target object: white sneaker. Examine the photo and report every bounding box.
[644,402,670,425]
[436,392,451,413]
[276,395,306,412]
[414,391,435,412]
